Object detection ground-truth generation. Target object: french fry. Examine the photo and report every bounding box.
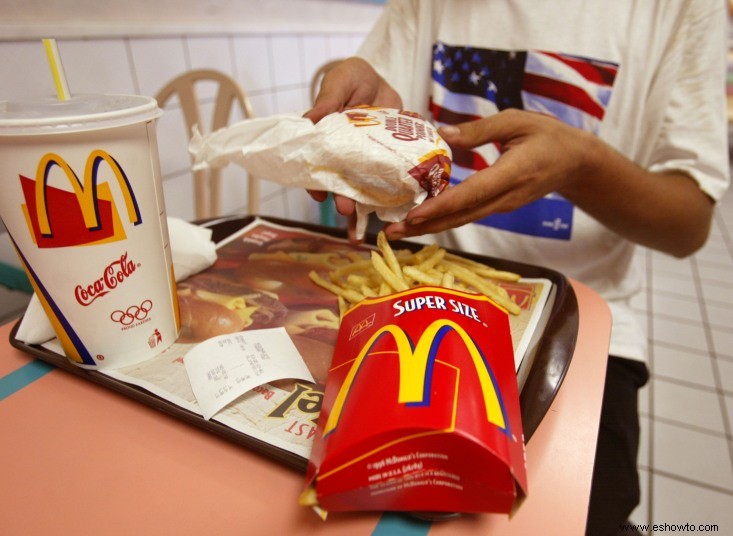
[346,252,366,263]
[307,234,522,315]
[441,271,456,289]
[371,250,409,292]
[360,284,378,298]
[395,248,417,262]
[377,231,408,287]
[378,281,392,296]
[403,265,442,286]
[401,243,439,266]
[346,274,370,288]
[444,252,521,282]
[309,270,365,304]
[299,486,318,507]
[442,260,520,315]
[416,247,446,272]
[329,259,373,281]
[337,295,348,318]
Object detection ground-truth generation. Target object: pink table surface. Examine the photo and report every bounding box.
[0,279,610,535]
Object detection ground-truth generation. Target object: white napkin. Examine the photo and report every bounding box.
[14,217,218,345]
[167,217,218,280]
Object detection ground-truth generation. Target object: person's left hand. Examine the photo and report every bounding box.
[383,109,593,240]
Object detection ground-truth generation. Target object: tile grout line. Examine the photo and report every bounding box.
[643,467,733,496]
[652,339,721,357]
[690,253,733,484]
[650,374,733,403]
[644,247,655,528]
[647,338,723,360]
[712,201,733,261]
[641,412,730,441]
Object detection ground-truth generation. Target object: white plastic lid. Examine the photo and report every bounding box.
[0,94,162,135]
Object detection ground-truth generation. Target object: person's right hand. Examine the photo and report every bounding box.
[304,57,402,124]
[305,57,402,242]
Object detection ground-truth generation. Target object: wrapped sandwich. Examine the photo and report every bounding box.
[190,106,452,239]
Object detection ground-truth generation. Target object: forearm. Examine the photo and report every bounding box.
[395,111,718,256]
[562,134,714,258]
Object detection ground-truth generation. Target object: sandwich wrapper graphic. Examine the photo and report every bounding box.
[189,107,452,240]
[301,286,528,516]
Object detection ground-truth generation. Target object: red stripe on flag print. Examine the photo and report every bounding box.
[536,51,618,86]
[429,98,482,125]
[522,72,605,120]
[451,147,491,171]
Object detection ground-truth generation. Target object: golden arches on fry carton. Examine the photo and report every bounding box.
[301,285,527,516]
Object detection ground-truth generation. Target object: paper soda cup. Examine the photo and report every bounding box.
[0,94,180,369]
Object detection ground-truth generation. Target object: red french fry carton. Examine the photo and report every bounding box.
[302,286,527,515]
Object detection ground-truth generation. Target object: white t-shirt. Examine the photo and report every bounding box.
[357,0,730,362]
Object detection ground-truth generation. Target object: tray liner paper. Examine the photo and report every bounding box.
[303,286,528,515]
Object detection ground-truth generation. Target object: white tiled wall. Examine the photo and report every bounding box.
[629,188,733,532]
[0,30,370,269]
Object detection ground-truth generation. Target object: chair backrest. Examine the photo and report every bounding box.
[156,69,259,219]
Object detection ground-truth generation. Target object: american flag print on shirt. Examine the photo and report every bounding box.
[430,41,619,240]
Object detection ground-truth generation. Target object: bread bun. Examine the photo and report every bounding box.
[178,294,248,340]
[177,275,288,341]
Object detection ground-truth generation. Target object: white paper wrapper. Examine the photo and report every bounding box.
[189,107,452,238]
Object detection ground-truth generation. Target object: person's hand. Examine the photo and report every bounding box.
[305,57,403,242]
[304,57,403,123]
[307,190,363,243]
[383,109,593,240]
[383,108,714,258]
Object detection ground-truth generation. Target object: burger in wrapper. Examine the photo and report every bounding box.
[300,286,528,518]
[189,106,451,239]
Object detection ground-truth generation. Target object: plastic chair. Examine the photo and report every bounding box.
[156,69,259,219]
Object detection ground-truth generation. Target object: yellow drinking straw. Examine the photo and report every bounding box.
[42,38,71,101]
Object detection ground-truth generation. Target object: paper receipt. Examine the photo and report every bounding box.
[184,327,315,420]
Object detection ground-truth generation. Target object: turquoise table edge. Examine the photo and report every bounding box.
[0,261,33,294]
[0,359,54,401]
[374,512,432,536]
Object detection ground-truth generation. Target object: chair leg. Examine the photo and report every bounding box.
[210,168,222,218]
[248,176,260,216]
[193,168,208,219]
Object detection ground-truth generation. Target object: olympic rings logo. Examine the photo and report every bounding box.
[110,300,153,325]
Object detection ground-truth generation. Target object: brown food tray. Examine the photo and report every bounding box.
[9,215,578,472]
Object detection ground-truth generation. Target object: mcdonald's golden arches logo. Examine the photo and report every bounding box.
[344,110,381,128]
[323,319,510,438]
[19,149,141,248]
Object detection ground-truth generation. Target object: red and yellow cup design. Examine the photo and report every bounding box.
[0,95,180,369]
